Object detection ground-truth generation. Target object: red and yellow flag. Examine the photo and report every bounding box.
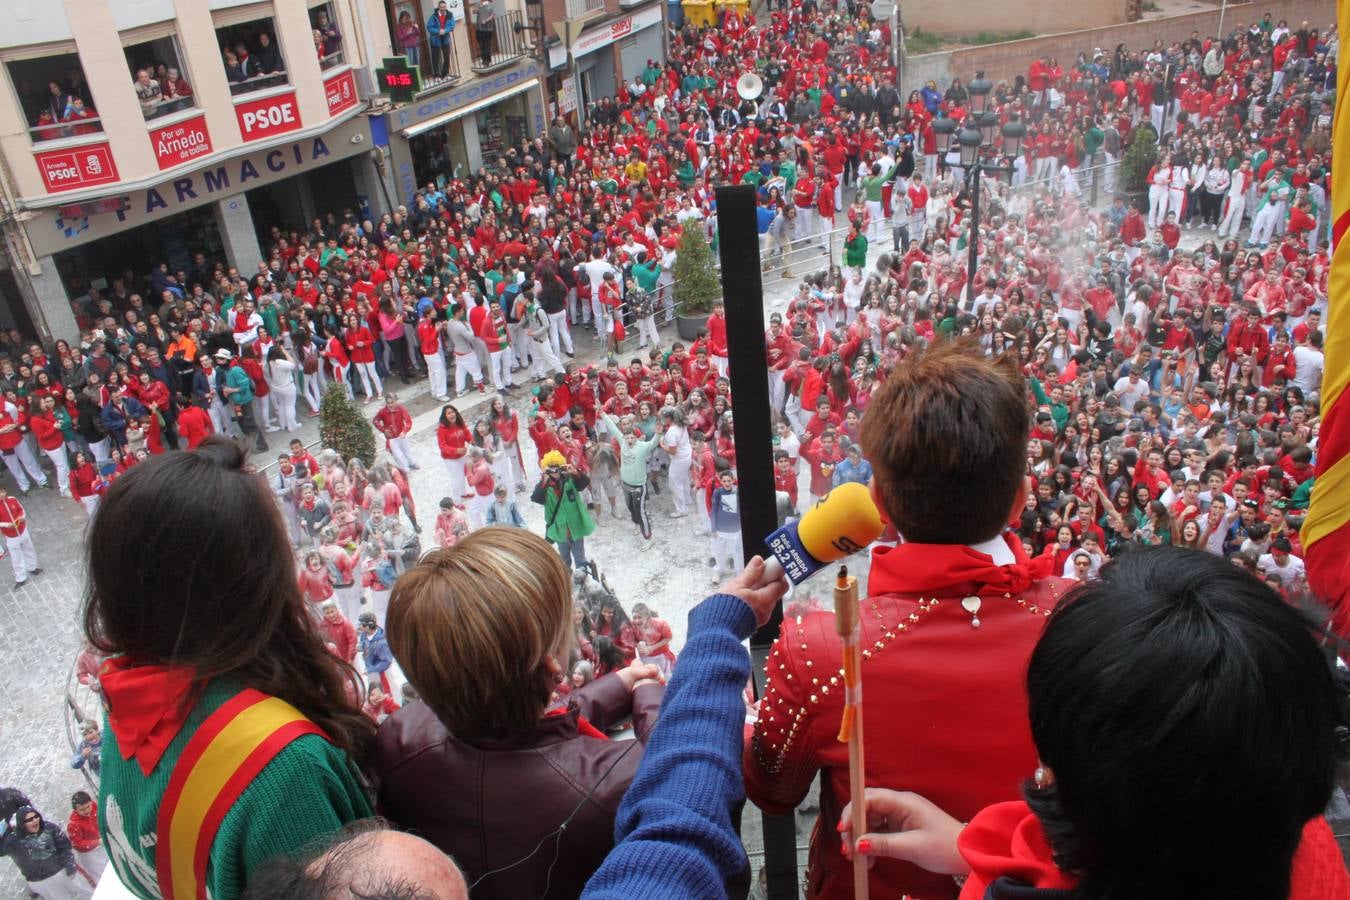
[1304,27,1350,636]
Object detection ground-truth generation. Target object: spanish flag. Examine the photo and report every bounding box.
[1303,32,1350,637]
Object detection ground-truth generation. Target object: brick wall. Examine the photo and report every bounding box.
[901,0,1335,95]
[908,0,1124,42]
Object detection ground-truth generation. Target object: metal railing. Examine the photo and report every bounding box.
[417,40,463,88]
[28,117,104,143]
[228,71,290,97]
[469,10,531,71]
[565,0,606,18]
[141,95,196,121]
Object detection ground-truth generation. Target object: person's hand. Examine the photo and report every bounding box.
[839,789,969,875]
[717,555,788,627]
[616,659,661,691]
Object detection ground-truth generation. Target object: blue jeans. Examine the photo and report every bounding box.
[556,537,586,570]
[403,46,420,67]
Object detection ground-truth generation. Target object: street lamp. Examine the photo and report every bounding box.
[932,114,957,154]
[955,100,1023,308]
[967,72,993,113]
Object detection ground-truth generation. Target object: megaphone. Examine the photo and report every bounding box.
[737,73,764,101]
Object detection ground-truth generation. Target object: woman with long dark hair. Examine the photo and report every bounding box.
[85,437,373,900]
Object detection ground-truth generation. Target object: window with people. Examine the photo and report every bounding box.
[215,17,288,96]
[6,53,100,143]
[123,36,194,121]
[309,2,345,69]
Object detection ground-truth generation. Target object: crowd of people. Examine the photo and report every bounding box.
[0,1,1345,898]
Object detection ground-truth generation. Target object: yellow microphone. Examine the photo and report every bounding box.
[764,482,885,584]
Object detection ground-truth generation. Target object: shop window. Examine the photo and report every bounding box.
[309,2,347,70]
[6,52,101,144]
[215,17,289,97]
[124,36,196,122]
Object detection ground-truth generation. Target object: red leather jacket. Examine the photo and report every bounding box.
[744,540,1070,900]
[374,674,663,900]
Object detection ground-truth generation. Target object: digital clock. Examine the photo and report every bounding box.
[376,56,423,103]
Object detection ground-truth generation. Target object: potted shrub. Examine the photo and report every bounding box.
[1118,126,1158,214]
[319,382,376,465]
[672,225,721,340]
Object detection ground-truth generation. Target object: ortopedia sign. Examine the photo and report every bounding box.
[235,91,303,142]
[150,114,213,170]
[34,142,119,194]
[324,69,359,117]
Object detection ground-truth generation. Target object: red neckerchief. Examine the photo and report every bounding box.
[99,657,199,776]
[545,705,607,740]
[868,532,1054,598]
[957,801,1077,896]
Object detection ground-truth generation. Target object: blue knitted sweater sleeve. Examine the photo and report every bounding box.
[582,593,756,900]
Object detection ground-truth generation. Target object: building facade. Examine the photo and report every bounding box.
[0,0,554,342]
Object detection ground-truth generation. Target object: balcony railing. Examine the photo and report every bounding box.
[565,0,605,18]
[227,70,290,97]
[469,10,531,72]
[415,38,462,89]
[29,117,104,143]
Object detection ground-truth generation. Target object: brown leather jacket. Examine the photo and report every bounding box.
[374,674,663,900]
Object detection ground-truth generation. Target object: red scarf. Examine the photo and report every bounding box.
[545,705,607,740]
[100,657,199,776]
[869,533,1054,599]
[957,802,1350,900]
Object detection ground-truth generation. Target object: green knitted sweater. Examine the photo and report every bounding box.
[99,678,372,900]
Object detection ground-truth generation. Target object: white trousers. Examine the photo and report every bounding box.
[443,455,468,499]
[331,364,354,400]
[354,362,382,400]
[5,529,38,582]
[487,349,513,392]
[2,449,44,490]
[865,200,885,242]
[637,315,660,348]
[1148,185,1169,228]
[26,871,92,900]
[425,350,448,399]
[548,310,574,357]
[668,457,692,514]
[303,371,324,412]
[710,530,744,578]
[43,447,70,495]
[75,846,107,880]
[453,351,483,393]
[272,386,299,431]
[466,491,489,529]
[1219,194,1246,238]
[530,338,562,378]
[1250,203,1282,246]
[388,436,414,471]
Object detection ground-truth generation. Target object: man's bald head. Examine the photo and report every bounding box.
[242,819,468,900]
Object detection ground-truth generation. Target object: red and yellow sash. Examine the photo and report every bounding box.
[154,688,325,900]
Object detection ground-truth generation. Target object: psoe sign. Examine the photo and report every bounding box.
[235,92,303,142]
[34,142,119,194]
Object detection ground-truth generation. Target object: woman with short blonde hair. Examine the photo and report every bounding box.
[374,527,664,898]
[385,527,571,741]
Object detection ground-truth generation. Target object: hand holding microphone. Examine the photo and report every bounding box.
[763,482,885,585]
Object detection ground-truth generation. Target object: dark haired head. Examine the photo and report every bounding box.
[83,436,374,764]
[1025,548,1341,899]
